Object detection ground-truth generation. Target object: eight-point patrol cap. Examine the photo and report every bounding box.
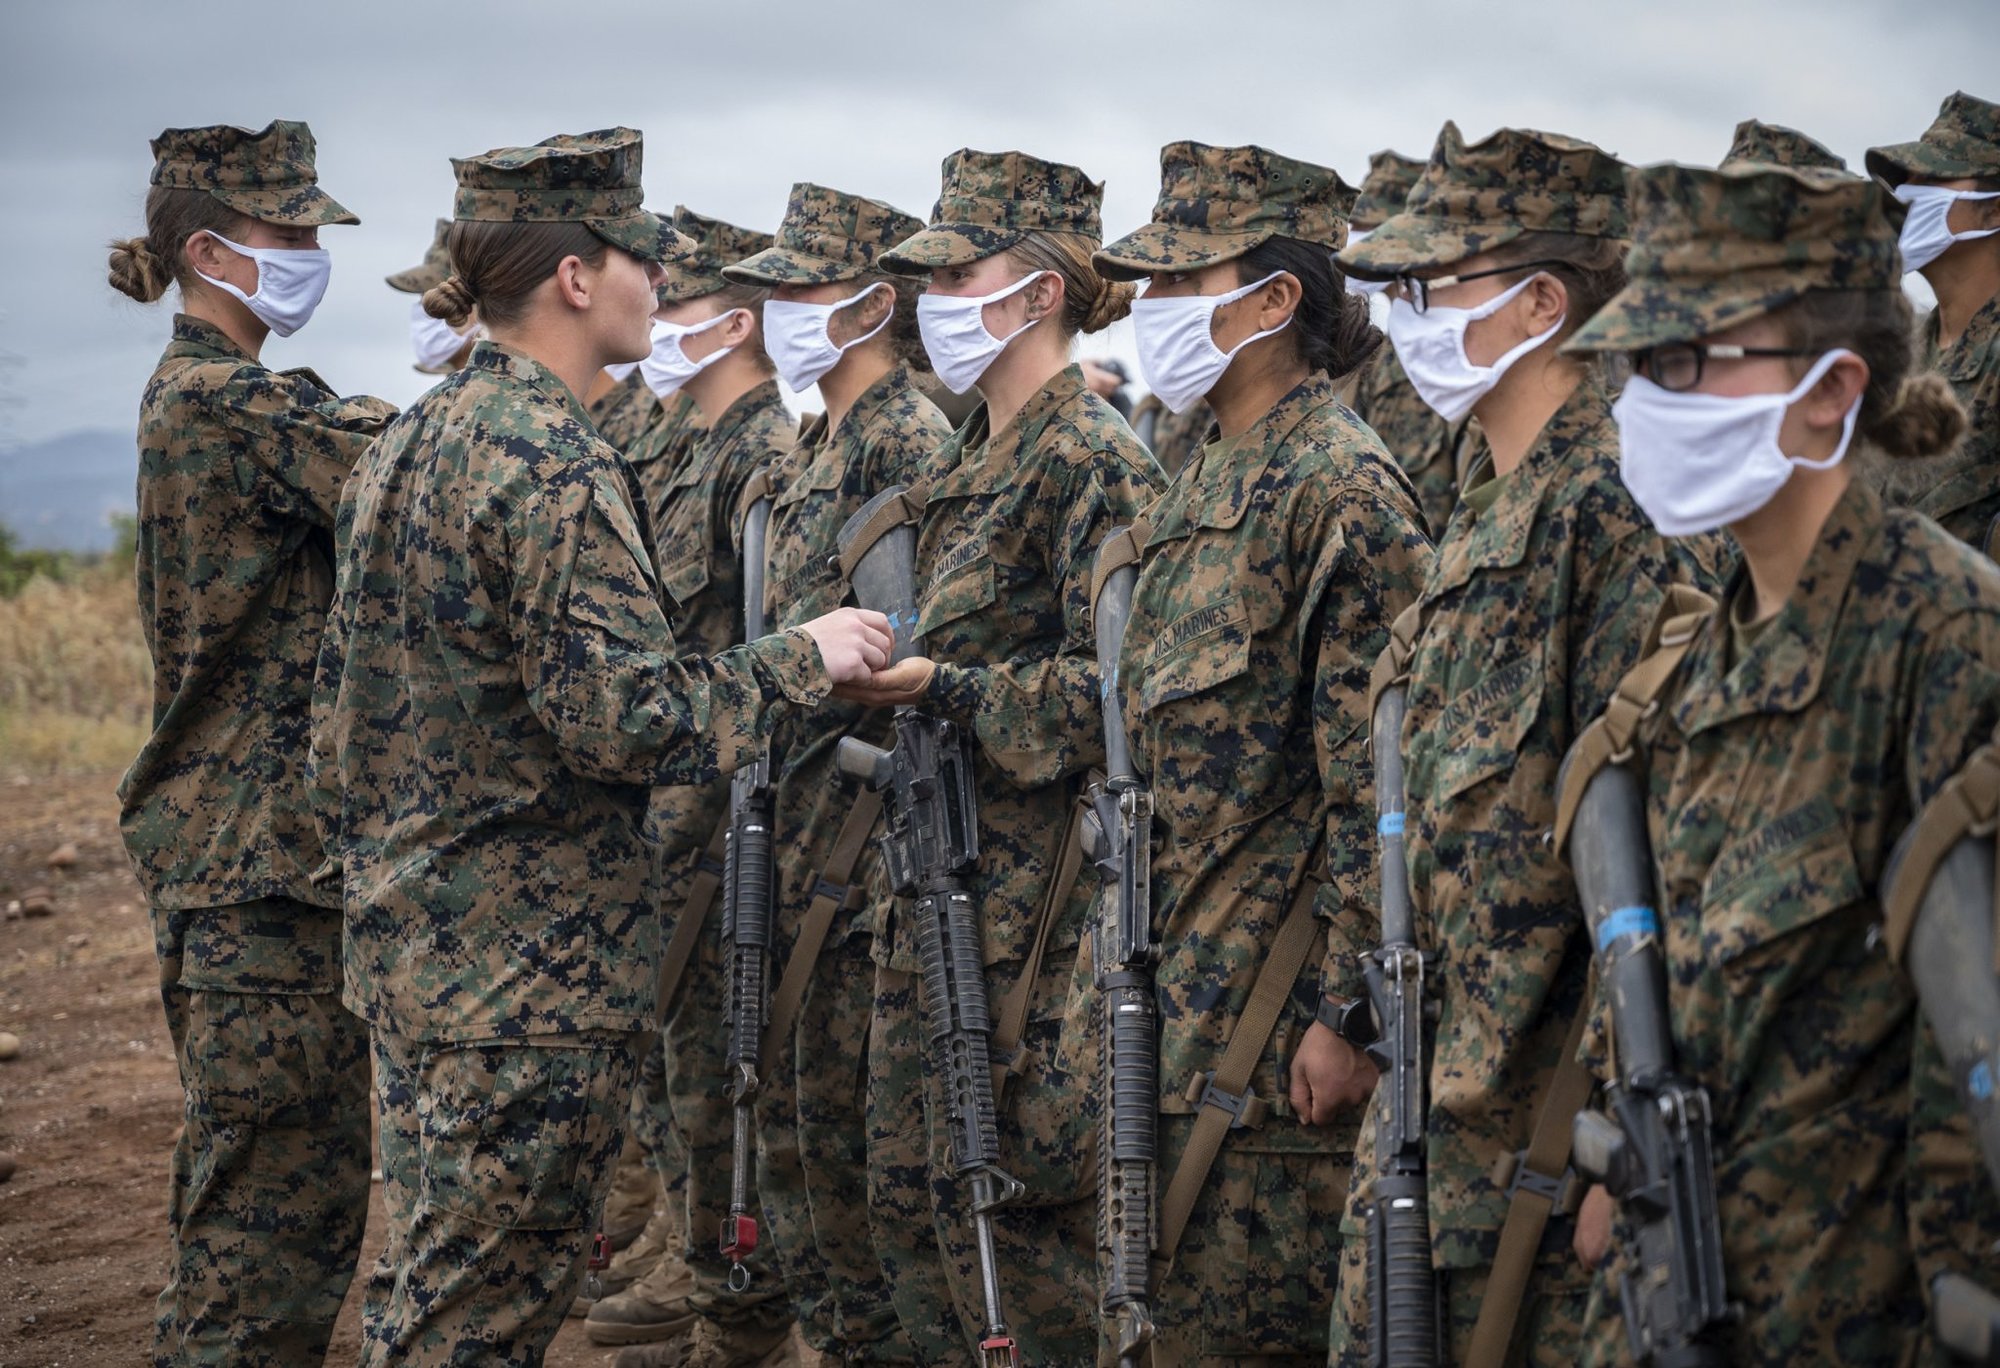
[879,149,1104,275]
[1094,142,1356,282]
[1566,163,1903,354]
[451,128,685,263]
[1338,122,1629,280]
[723,183,924,286]
[149,120,357,227]
[386,218,452,293]
[1722,119,1849,174]
[1866,90,2000,188]
[1351,150,1426,232]
[657,208,777,303]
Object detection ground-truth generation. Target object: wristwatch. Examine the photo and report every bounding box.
[1316,993,1377,1049]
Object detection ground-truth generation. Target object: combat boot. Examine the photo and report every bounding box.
[603,1132,664,1251]
[584,1234,700,1344]
[571,1195,679,1318]
[611,1315,796,1366]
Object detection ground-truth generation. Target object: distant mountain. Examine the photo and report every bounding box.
[0,429,134,553]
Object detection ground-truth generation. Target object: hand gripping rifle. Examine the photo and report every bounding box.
[718,486,775,1291]
[833,486,1025,1367]
[1881,738,2000,1366]
[1556,738,1732,1367]
[1078,529,1155,1367]
[1360,678,1439,1367]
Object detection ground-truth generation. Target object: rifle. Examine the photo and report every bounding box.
[1360,680,1439,1367]
[1558,745,1732,1366]
[1079,532,1155,1367]
[834,486,1025,1368]
[718,487,775,1291]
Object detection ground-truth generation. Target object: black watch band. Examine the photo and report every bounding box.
[1317,994,1377,1048]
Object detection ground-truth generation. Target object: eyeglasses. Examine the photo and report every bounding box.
[1389,259,1568,314]
[1632,343,1823,393]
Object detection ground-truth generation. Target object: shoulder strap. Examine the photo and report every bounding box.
[758,789,884,1080]
[836,484,928,584]
[1155,862,1325,1273]
[1367,601,1426,726]
[1088,517,1150,615]
[990,776,1097,1096]
[656,814,731,1020]
[1883,737,2000,973]
[1553,583,1718,859]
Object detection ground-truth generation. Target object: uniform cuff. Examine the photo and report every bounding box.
[927,661,982,720]
[760,628,831,707]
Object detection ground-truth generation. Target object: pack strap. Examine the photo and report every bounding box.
[835,485,928,584]
[656,814,730,1020]
[757,789,884,1079]
[1462,1003,1594,1368]
[1155,864,1325,1274]
[1883,737,2000,973]
[1088,518,1150,616]
[1367,602,1426,726]
[989,776,1096,1096]
[1552,584,1717,859]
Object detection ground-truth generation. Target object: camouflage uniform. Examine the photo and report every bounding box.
[1094,142,1433,1363]
[311,130,824,1366]
[1867,92,2000,551]
[1562,157,2000,1367]
[1721,118,1849,172]
[593,368,665,455]
[1345,149,1464,540]
[722,184,957,1363]
[121,121,393,1368]
[1328,124,1727,1366]
[628,388,704,524]
[877,150,1165,1362]
[1130,392,1213,477]
[385,216,455,294]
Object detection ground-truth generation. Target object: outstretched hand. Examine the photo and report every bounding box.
[831,656,937,708]
[799,609,893,684]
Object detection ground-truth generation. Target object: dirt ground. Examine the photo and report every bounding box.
[0,771,637,1367]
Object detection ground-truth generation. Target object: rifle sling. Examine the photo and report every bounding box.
[656,814,730,1021]
[758,789,884,1080]
[990,777,1097,1097]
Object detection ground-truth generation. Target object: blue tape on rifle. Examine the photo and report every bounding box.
[1378,812,1405,837]
[1597,905,1658,951]
[1971,1060,1995,1102]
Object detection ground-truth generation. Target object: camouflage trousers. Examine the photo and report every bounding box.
[918,948,1099,1364]
[152,898,371,1368]
[756,927,919,1361]
[1325,1219,1591,1367]
[630,1029,689,1204]
[866,964,966,1365]
[361,1027,638,1366]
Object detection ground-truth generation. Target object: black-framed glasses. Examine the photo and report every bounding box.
[1632,343,1823,393]
[1390,259,1569,314]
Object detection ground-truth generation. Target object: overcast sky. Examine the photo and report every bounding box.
[0,0,1993,451]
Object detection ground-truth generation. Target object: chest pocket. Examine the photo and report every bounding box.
[916,533,997,639]
[1699,797,1866,971]
[656,458,721,611]
[1431,646,1546,804]
[1140,594,1254,712]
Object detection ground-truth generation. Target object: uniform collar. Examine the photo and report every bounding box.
[1148,373,1331,544]
[467,341,592,425]
[782,365,915,502]
[1672,477,1883,735]
[705,377,787,452]
[931,363,1090,499]
[167,312,254,364]
[1926,289,2000,384]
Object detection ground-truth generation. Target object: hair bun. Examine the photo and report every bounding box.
[423,275,477,329]
[1868,371,1967,462]
[107,236,170,304]
[1083,277,1135,334]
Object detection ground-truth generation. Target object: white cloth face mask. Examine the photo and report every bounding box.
[1893,183,2000,274]
[408,297,479,372]
[1615,348,1861,538]
[640,311,739,397]
[916,270,1048,394]
[1386,273,1563,423]
[1132,272,1292,414]
[194,230,332,338]
[763,283,892,393]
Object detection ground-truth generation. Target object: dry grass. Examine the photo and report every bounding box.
[0,564,152,780]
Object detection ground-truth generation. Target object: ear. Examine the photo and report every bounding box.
[720,306,757,347]
[1522,271,1569,331]
[1257,271,1303,330]
[183,229,230,277]
[1804,351,1870,429]
[552,255,593,311]
[852,281,894,330]
[1023,270,1065,322]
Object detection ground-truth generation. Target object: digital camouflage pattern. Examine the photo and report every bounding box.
[750,363,948,1359]
[1350,345,1465,540]
[149,118,357,226]
[1580,481,2000,1366]
[1865,89,2000,187]
[1131,392,1213,477]
[724,181,926,286]
[624,389,705,529]
[588,368,663,455]
[123,315,395,914]
[313,340,829,1044]
[1338,122,1629,279]
[153,898,371,1367]
[386,217,453,293]
[1566,163,1902,354]
[1890,294,2000,550]
[893,363,1158,1359]
[451,127,684,263]
[1113,374,1429,1361]
[880,148,1106,273]
[1351,150,1426,232]
[1328,376,1727,1365]
[362,1029,638,1365]
[657,207,776,303]
[1722,119,1849,172]
[1094,141,1356,280]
